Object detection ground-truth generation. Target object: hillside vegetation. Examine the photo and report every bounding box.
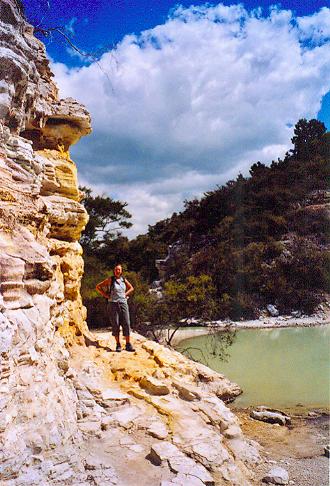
[81,119,330,327]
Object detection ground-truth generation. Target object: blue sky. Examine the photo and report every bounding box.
[24,1,330,63]
[24,1,330,236]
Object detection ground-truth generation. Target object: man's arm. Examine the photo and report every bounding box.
[96,278,110,299]
[124,279,134,299]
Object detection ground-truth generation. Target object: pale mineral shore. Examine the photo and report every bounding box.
[165,315,330,346]
[0,2,262,485]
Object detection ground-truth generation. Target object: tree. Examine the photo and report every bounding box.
[79,186,132,254]
[290,118,326,160]
[147,274,220,345]
[139,274,236,365]
[249,161,268,177]
[125,235,167,282]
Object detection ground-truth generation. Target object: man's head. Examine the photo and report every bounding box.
[114,264,123,278]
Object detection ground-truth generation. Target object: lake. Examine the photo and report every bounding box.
[176,325,330,408]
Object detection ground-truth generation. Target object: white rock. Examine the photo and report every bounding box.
[0,312,15,353]
[0,6,269,485]
[101,415,115,430]
[168,456,214,484]
[250,408,290,426]
[147,421,169,440]
[111,406,142,428]
[267,305,279,317]
[226,438,260,464]
[140,376,170,395]
[101,389,131,401]
[128,444,145,453]
[161,474,205,485]
[34,338,48,352]
[191,441,230,466]
[150,442,184,464]
[223,424,242,439]
[250,410,291,425]
[78,420,101,433]
[172,380,201,401]
[263,466,289,484]
[150,442,214,484]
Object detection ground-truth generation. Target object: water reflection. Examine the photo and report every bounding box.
[180,328,236,366]
[268,329,281,340]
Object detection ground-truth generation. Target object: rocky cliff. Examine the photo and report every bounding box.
[0,2,259,484]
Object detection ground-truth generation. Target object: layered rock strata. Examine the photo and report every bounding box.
[0,1,260,484]
[0,0,91,480]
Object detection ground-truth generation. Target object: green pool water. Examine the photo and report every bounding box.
[177,326,330,408]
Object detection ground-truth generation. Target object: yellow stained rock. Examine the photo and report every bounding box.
[37,149,80,201]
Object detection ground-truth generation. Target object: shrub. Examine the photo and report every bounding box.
[229,292,260,320]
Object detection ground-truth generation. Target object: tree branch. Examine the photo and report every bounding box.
[34,26,114,91]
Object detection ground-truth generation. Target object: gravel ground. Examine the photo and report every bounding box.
[254,455,329,486]
[233,408,329,486]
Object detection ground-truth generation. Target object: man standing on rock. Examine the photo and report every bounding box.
[96,264,135,352]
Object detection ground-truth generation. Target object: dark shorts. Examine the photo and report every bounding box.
[108,300,131,337]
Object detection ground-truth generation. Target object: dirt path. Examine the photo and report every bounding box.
[232,407,329,485]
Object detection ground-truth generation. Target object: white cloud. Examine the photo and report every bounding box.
[78,141,289,238]
[52,4,330,237]
[65,17,77,36]
[297,7,330,44]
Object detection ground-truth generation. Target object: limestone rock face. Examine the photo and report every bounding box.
[0,2,260,485]
[0,0,90,480]
[0,0,90,145]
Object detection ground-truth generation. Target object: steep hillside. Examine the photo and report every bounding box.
[146,121,330,318]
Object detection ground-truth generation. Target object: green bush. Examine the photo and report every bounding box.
[229,292,260,320]
[263,237,328,313]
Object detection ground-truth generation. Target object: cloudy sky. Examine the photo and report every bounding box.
[25,1,330,237]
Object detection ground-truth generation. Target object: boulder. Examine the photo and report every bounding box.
[250,407,291,426]
[262,466,289,484]
[267,305,279,317]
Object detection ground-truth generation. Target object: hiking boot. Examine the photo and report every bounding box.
[125,343,135,352]
[116,343,122,352]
